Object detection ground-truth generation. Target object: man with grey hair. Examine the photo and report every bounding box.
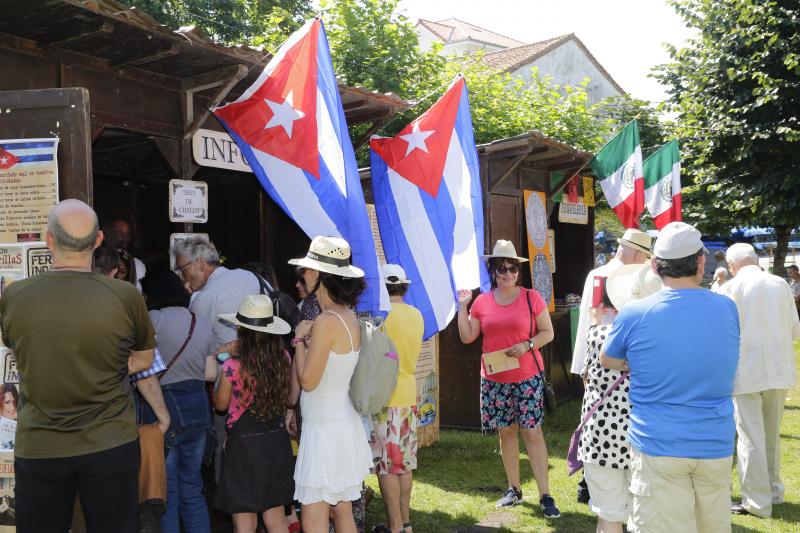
[0,199,155,532]
[719,242,800,517]
[171,236,260,480]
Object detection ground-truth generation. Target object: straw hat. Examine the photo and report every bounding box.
[382,263,411,285]
[618,229,653,257]
[219,295,291,335]
[606,264,663,310]
[482,239,528,263]
[288,236,365,278]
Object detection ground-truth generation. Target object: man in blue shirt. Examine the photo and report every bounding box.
[601,222,740,533]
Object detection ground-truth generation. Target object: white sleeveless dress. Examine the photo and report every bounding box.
[294,311,373,505]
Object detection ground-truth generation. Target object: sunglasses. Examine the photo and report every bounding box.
[496,265,519,275]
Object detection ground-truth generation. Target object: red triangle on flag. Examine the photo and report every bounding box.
[370,78,464,197]
[0,149,19,170]
[214,21,320,178]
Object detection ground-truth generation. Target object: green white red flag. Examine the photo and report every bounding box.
[589,120,644,228]
[643,140,681,229]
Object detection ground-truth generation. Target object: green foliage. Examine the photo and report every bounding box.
[596,95,668,156]
[654,0,800,271]
[123,0,312,48]
[322,0,444,96]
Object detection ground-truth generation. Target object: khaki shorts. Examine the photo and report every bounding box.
[584,462,632,523]
[629,447,732,533]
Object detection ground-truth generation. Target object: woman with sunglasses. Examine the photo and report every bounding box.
[457,240,560,519]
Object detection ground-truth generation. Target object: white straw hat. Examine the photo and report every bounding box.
[606,264,663,310]
[481,239,528,263]
[382,263,410,285]
[618,229,653,256]
[219,295,291,335]
[288,236,365,278]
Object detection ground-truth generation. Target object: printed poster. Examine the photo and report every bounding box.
[0,247,23,300]
[523,190,555,312]
[415,337,437,427]
[0,139,59,243]
[582,176,596,207]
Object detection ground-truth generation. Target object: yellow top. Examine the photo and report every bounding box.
[384,302,424,407]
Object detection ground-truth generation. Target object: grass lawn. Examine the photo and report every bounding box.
[365,342,800,532]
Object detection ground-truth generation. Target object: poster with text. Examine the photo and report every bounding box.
[0,247,24,300]
[523,191,555,312]
[0,139,59,243]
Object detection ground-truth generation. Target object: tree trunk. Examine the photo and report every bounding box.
[773,225,790,278]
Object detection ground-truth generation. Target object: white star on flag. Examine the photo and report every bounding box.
[400,122,434,157]
[264,90,305,138]
[0,157,7,165]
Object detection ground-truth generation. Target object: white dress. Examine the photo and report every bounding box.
[294,311,373,505]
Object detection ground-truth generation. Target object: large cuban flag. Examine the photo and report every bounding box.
[213,19,389,313]
[370,76,490,339]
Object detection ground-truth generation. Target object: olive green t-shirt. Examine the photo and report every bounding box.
[0,271,155,459]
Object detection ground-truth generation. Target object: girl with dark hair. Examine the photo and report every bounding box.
[457,240,560,519]
[140,270,216,533]
[289,237,373,533]
[213,295,297,533]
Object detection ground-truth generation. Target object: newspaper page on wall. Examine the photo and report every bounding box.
[0,139,59,243]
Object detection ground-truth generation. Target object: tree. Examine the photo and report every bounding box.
[654,0,800,275]
[322,0,443,97]
[123,0,312,49]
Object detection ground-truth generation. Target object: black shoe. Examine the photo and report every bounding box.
[137,499,165,533]
[731,502,752,515]
[577,477,591,504]
[539,493,561,518]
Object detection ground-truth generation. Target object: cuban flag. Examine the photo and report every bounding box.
[0,139,57,169]
[213,19,389,313]
[370,76,490,339]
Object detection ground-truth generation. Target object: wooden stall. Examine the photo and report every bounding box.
[438,132,595,429]
[0,0,407,289]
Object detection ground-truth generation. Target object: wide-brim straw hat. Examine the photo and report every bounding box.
[219,294,291,335]
[606,264,663,310]
[481,239,529,263]
[618,228,653,257]
[288,236,365,278]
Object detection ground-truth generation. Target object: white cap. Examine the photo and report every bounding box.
[653,222,705,260]
[382,263,410,285]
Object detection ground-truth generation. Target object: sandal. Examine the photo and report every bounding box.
[403,522,412,532]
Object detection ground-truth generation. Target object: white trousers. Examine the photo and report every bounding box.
[733,389,787,518]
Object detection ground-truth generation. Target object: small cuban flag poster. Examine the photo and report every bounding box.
[0,138,59,243]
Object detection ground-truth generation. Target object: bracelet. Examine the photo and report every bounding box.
[291,337,306,347]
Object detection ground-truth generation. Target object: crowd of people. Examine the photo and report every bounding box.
[0,199,798,533]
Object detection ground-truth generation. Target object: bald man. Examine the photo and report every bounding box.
[0,199,156,532]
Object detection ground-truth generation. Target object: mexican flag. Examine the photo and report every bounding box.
[643,140,681,229]
[589,120,644,228]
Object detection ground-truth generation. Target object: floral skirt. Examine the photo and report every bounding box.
[369,406,418,475]
[480,374,544,431]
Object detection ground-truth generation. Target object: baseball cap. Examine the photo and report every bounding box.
[382,263,410,285]
[653,222,706,260]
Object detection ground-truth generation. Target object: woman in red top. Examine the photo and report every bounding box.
[457,240,560,518]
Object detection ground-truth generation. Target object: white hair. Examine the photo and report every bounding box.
[170,236,219,264]
[714,267,729,278]
[726,242,758,266]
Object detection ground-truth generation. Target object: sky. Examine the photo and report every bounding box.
[398,0,696,105]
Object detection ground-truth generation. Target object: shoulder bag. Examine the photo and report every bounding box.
[525,290,556,411]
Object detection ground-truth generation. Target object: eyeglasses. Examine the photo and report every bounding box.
[496,265,519,275]
[174,259,194,277]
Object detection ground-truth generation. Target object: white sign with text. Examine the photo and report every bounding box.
[192,129,252,173]
[169,180,208,223]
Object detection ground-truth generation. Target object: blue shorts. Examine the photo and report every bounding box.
[480,374,545,431]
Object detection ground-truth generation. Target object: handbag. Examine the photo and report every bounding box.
[525,290,556,411]
[567,372,627,476]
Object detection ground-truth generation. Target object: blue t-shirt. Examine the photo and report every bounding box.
[604,289,740,459]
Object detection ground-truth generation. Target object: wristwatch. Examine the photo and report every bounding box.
[527,339,534,351]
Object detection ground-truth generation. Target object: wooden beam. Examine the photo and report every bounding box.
[181,64,248,92]
[183,64,248,140]
[489,152,529,191]
[345,107,393,125]
[482,144,546,161]
[37,21,114,49]
[342,98,368,111]
[91,110,181,138]
[111,42,180,69]
[113,43,180,69]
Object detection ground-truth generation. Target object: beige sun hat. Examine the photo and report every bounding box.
[606,264,663,310]
[288,236,365,278]
[219,295,291,335]
[618,228,653,257]
[481,239,528,263]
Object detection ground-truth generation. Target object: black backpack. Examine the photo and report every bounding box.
[253,273,300,330]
